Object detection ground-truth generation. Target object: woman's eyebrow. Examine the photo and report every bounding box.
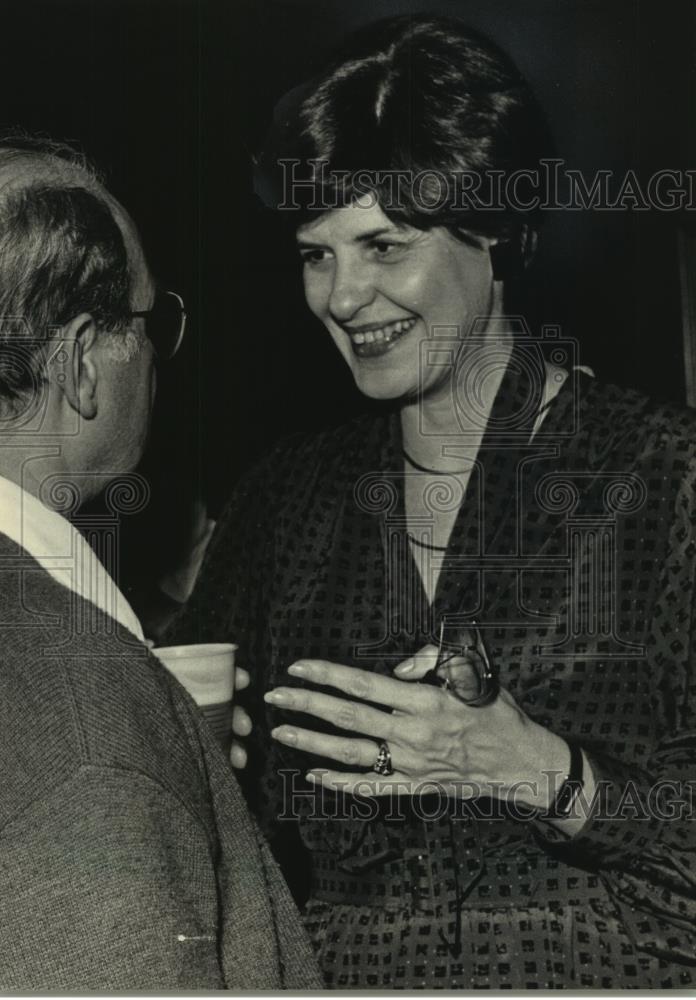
[296,226,404,248]
[353,226,403,244]
[296,236,327,248]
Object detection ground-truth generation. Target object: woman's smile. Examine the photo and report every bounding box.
[297,200,497,400]
[342,316,418,358]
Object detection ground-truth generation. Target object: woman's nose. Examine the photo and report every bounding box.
[328,259,376,322]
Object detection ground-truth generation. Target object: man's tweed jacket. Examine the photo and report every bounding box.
[0,531,321,990]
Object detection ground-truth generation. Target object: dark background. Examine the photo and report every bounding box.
[2,0,694,611]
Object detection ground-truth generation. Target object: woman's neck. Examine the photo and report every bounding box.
[400,331,514,472]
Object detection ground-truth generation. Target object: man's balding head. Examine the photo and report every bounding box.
[0,135,159,506]
[0,136,143,418]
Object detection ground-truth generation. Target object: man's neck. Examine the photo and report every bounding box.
[0,442,73,506]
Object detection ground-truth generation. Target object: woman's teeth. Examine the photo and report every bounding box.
[349,317,416,346]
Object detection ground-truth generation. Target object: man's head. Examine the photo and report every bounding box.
[0,136,158,502]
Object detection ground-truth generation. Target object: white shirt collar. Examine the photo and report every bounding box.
[0,475,144,641]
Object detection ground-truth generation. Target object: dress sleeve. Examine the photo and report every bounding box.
[0,766,224,990]
[535,455,696,966]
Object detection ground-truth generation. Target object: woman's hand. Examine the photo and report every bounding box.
[264,645,571,811]
[230,666,252,769]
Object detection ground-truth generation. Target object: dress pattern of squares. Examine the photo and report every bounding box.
[170,371,696,989]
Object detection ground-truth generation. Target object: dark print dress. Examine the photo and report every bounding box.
[169,371,696,989]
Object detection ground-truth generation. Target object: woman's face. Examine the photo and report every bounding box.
[297,198,497,401]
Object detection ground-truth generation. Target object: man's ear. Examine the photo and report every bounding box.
[47,313,99,419]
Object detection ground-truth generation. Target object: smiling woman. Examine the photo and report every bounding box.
[296,199,497,400]
[167,13,696,991]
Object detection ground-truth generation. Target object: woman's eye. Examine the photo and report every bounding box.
[369,240,405,260]
[299,249,331,267]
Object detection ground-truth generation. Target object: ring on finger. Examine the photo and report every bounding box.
[372,739,394,776]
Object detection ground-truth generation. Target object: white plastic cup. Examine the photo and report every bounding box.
[154,642,237,747]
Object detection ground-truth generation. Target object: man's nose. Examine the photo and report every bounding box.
[328,258,376,322]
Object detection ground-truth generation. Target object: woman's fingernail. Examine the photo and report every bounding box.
[271,727,297,745]
[288,661,308,676]
[395,660,414,674]
[305,772,317,783]
[264,689,293,705]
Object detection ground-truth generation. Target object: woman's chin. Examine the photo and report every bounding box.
[351,370,415,401]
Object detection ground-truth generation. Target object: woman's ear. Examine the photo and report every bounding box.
[489,240,520,282]
[520,225,539,269]
[48,313,99,419]
[489,226,539,282]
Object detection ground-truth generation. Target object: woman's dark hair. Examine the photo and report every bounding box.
[256,13,554,262]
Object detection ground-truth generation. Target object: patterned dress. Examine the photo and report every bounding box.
[169,370,696,989]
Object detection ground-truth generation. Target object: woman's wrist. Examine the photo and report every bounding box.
[499,721,571,812]
[516,727,596,837]
[540,750,596,837]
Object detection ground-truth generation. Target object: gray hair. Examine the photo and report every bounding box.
[0,134,133,416]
